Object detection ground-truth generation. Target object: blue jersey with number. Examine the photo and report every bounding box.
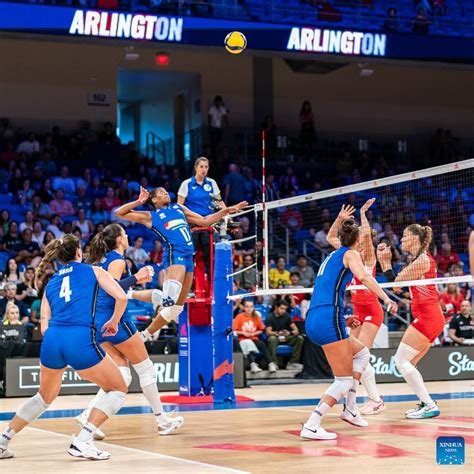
[95,251,131,324]
[309,247,353,310]
[45,262,98,328]
[150,204,194,257]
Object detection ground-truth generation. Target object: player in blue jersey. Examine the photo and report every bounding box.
[76,223,184,437]
[115,186,246,338]
[0,235,128,461]
[300,216,397,441]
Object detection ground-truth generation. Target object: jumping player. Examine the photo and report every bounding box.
[76,223,183,439]
[301,217,397,440]
[0,235,128,460]
[377,224,443,419]
[327,199,385,415]
[115,187,246,339]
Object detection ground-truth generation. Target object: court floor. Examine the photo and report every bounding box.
[1,380,473,473]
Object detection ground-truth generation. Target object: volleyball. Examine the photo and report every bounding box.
[224,31,247,54]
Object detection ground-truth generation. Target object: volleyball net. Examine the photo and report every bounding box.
[227,159,473,313]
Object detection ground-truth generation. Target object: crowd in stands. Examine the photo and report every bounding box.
[0,116,471,370]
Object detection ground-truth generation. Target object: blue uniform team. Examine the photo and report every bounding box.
[41,262,107,371]
[306,247,354,346]
[151,203,195,274]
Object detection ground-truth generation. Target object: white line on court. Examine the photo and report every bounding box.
[26,426,250,474]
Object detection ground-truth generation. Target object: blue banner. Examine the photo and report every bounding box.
[0,3,472,62]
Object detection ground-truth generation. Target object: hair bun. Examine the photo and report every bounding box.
[341,218,355,231]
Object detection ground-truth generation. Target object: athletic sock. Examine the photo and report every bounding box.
[141,384,166,423]
[305,402,331,429]
[361,363,381,402]
[345,379,360,412]
[0,427,16,447]
[403,366,434,405]
[76,422,98,443]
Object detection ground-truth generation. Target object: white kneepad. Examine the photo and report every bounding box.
[93,391,126,418]
[162,279,183,307]
[152,289,163,310]
[353,347,371,374]
[160,304,184,323]
[324,376,353,401]
[17,393,49,422]
[394,342,419,378]
[133,358,156,388]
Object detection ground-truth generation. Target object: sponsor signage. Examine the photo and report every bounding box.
[370,346,474,383]
[0,3,472,63]
[4,353,244,397]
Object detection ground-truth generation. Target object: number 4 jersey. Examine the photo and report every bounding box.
[150,204,195,258]
[45,262,99,327]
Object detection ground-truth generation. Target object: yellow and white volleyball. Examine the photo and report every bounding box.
[224,31,247,54]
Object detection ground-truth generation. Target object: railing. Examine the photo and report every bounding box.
[268,217,290,263]
[146,131,166,165]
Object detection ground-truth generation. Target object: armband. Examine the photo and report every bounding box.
[118,275,138,290]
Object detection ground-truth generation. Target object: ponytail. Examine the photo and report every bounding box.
[35,239,61,289]
[420,226,433,254]
[87,232,109,264]
[86,223,124,264]
[406,223,433,256]
[35,234,80,290]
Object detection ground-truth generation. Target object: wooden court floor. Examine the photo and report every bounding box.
[1,380,473,474]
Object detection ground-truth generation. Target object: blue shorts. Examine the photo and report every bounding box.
[96,320,137,345]
[162,250,194,273]
[40,326,105,370]
[305,305,349,346]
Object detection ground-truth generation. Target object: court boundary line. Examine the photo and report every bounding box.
[23,426,251,474]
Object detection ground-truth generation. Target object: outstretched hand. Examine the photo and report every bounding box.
[360,198,376,213]
[228,201,249,214]
[337,204,356,220]
[138,186,150,204]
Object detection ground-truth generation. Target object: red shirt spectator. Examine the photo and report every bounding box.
[435,243,460,274]
[100,186,121,212]
[440,284,464,317]
[150,240,163,264]
[280,206,303,231]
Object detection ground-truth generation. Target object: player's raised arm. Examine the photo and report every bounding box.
[182,201,248,227]
[359,198,376,267]
[327,204,356,249]
[114,186,152,228]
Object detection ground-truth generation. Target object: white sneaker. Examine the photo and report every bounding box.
[268,362,279,373]
[157,414,184,436]
[360,397,386,416]
[340,406,369,427]
[0,445,13,459]
[286,363,303,370]
[68,436,110,460]
[406,401,440,419]
[300,424,337,440]
[75,411,106,440]
[250,362,262,373]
